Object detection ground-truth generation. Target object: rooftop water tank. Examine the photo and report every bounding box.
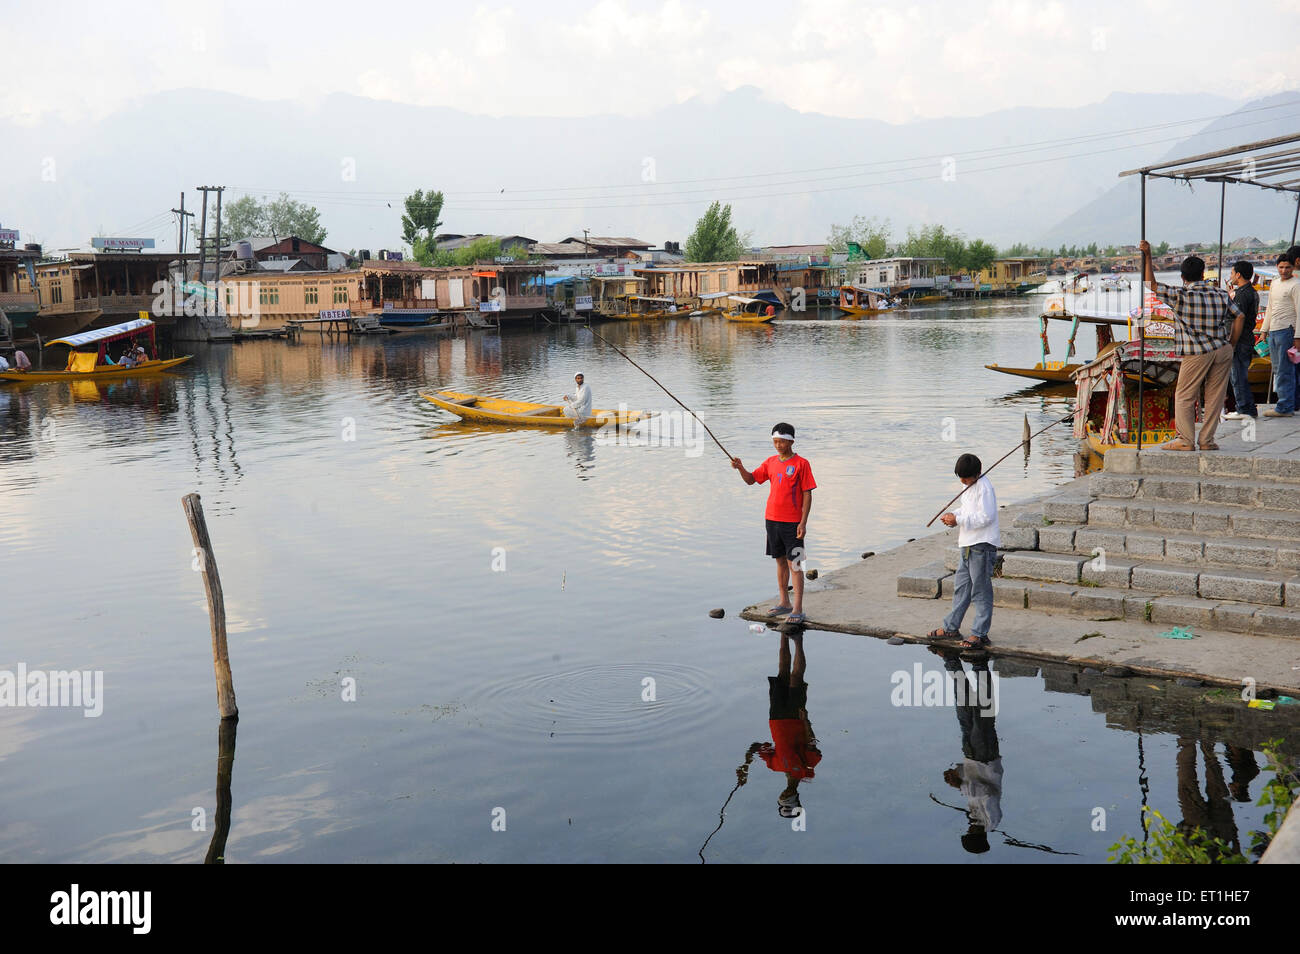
[236,241,254,260]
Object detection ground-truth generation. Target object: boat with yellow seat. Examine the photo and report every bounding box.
[420,389,656,428]
[723,296,777,322]
[0,317,192,382]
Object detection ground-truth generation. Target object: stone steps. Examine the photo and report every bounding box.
[1106,446,1300,483]
[1031,523,1300,572]
[996,550,1300,606]
[934,576,1300,639]
[1091,472,1300,511]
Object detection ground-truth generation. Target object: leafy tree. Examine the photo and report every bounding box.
[1155,240,1170,256]
[685,201,748,262]
[198,193,326,245]
[826,215,891,259]
[897,224,966,271]
[963,239,998,273]
[401,189,445,249]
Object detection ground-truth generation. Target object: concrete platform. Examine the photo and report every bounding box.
[741,493,1300,694]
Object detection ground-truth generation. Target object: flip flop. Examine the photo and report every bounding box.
[960,635,991,649]
[786,612,807,624]
[770,604,793,616]
[928,628,961,639]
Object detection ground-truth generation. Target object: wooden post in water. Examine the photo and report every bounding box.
[182,493,238,720]
[204,718,237,864]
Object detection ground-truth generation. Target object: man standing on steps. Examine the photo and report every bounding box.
[1140,240,1244,450]
[1223,261,1259,421]
[1259,252,1300,418]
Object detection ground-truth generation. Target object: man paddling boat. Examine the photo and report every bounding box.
[732,423,816,625]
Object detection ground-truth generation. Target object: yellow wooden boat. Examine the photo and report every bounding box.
[0,317,193,383]
[723,296,777,322]
[837,284,896,317]
[420,389,656,428]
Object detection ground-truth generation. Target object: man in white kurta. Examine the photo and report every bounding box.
[562,372,592,426]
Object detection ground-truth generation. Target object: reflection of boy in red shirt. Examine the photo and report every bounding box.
[732,422,816,624]
[758,630,821,819]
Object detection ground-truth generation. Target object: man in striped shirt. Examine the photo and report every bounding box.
[1140,241,1245,450]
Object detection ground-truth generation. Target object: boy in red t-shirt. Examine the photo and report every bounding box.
[732,422,817,624]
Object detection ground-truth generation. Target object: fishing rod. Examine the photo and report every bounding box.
[925,412,1075,528]
[588,326,734,460]
[698,744,760,863]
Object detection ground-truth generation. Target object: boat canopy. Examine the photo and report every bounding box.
[728,296,765,305]
[47,317,154,349]
[1045,313,1129,326]
[698,292,731,300]
[631,296,676,304]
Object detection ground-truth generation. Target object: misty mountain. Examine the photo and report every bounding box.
[1,86,1267,253]
[1038,91,1300,248]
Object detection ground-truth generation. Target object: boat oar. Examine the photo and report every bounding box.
[588,326,734,460]
[924,412,1074,528]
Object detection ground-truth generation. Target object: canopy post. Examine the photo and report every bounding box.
[1217,179,1226,289]
[1138,173,1147,453]
[1292,192,1300,247]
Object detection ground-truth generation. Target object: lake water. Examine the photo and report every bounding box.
[0,299,1288,862]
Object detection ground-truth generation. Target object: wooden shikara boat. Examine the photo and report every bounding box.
[1071,319,1181,458]
[0,316,193,382]
[837,284,896,317]
[420,389,656,428]
[723,296,777,323]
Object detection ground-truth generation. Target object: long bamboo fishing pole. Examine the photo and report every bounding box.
[924,413,1075,528]
[588,326,734,460]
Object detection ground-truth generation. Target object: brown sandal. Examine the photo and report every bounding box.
[928,628,960,639]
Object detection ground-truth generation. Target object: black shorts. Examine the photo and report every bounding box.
[765,519,805,561]
[768,675,809,720]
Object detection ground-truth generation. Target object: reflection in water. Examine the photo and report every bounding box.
[1175,738,1241,858]
[699,629,820,863]
[204,718,237,864]
[937,648,1002,854]
[563,427,596,479]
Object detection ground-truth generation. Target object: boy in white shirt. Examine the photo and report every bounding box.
[930,453,1000,649]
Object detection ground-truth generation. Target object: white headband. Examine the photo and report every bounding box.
[773,431,795,441]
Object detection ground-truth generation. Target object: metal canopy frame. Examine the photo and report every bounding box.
[1118,132,1300,449]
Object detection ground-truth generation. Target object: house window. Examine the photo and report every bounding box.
[305,286,318,305]
[50,283,63,304]
[333,285,348,304]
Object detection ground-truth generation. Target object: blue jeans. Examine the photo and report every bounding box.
[1269,328,1296,413]
[945,542,996,639]
[1229,335,1257,416]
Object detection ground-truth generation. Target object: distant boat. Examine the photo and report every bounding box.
[420,389,655,428]
[723,296,777,322]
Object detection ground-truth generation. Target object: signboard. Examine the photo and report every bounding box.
[387,251,403,262]
[319,309,351,320]
[1144,319,1176,339]
[0,229,19,244]
[91,237,155,250]
[494,256,516,264]
[479,299,503,312]
[575,295,593,311]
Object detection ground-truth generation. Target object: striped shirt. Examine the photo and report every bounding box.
[1152,280,1243,356]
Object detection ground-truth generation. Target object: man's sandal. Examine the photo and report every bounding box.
[928,628,961,639]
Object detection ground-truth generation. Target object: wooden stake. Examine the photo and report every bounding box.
[182,493,238,720]
[204,717,237,864]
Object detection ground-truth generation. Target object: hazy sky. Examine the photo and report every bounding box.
[5,0,1299,124]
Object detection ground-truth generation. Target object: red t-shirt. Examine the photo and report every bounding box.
[760,720,822,779]
[752,454,816,523]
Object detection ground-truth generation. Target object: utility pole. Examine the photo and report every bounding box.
[583,228,591,259]
[172,193,194,255]
[196,185,226,284]
[213,186,224,284]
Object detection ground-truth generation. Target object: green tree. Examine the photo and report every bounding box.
[401,189,445,249]
[220,195,267,240]
[685,201,748,262]
[963,239,997,273]
[1155,240,1170,256]
[897,224,966,271]
[265,193,326,244]
[199,193,327,245]
[826,215,891,260]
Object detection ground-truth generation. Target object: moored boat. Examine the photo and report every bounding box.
[420,389,655,428]
[723,296,777,323]
[0,317,192,382]
[837,284,896,316]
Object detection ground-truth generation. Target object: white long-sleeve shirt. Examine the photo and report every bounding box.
[563,382,593,421]
[953,476,1000,548]
[1261,276,1300,334]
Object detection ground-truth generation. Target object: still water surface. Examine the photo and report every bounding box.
[0,300,1286,862]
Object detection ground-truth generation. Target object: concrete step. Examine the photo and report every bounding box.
[1084,497,1300,539]
[1033,523,1300,572]
[1106,446,1300,484]
[996,549,1300,607]
[932,577,1300,639]
[1092,472,1300,512]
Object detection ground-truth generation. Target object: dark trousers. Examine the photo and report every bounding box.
[1228,336,1257,416]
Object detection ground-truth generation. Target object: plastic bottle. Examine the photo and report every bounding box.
[748,623,767,634]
